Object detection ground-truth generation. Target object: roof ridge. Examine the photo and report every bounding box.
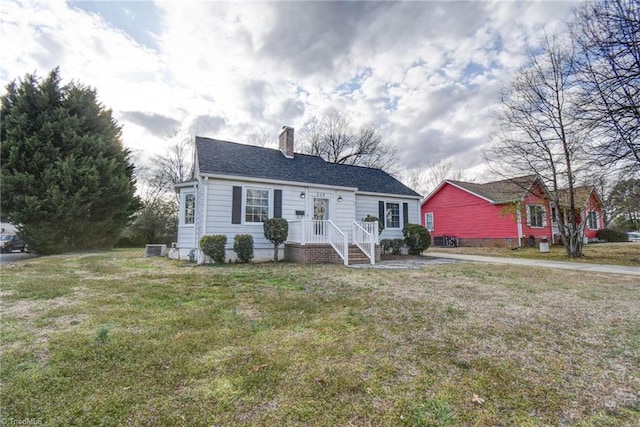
[194,135,421,197]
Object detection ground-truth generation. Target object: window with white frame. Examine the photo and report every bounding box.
[425,212,434,231]
[527,204,546,228]
[184,193,195,225]
[245,188,269,223]
[386,202,400,229]
[587,211,598,230]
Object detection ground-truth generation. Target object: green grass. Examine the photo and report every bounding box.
[1,249,639,426]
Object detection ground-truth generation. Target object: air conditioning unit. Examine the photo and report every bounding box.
[145,244,167,257]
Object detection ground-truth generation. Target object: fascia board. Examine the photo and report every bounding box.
[356,191,422,200]
[199,173,358,192]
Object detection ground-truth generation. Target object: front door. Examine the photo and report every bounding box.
[313,198,329,235]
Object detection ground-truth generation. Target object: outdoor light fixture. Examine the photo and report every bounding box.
[300,192,306,199]
[337,195,343,202]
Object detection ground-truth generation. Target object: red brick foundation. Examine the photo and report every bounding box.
[455,238,521,248]
[284,243,380,264]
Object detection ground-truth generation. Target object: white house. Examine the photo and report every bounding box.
[175,126,422,265]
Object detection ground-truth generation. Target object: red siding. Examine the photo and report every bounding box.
[421,182,552,241]
[583,191,603,239]
[520,190,553,239]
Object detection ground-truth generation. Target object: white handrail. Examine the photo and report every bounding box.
[327,220,348,265]
[353,221,376,264]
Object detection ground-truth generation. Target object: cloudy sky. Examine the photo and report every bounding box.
[0,0,578,181]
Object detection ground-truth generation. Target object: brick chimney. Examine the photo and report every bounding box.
[279,126,294,159]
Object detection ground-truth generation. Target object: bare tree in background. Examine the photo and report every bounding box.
[143,129,194,204]
[572,0,640,173]
[403,159,464,196]
[424,159,464,194]
[487,34,588,258]
[124,130,194,246]
[300,111,398,174]
[248,127,272,147]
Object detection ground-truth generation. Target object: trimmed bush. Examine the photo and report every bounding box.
[263,218,288,262]
[200,235,227,264]
[381,238,404,255]
[596,228,629,242]
[403,223,431,255]
[233,234,254,263]
[364,215,384,235]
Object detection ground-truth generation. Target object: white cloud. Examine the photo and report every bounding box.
[0,0,578,178]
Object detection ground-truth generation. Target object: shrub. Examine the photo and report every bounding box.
[263,218,288,262]
[596,228,629,242]
[233,234,254,263]
[403,223,431,255]
[381,238,404,255]
[200,235,227,263]
[364,215,384,235]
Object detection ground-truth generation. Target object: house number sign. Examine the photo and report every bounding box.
[313,192,326,197]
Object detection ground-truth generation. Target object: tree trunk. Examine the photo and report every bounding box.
[273,244,279,262]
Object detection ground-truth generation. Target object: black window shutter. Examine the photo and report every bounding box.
[403,202,409,226]
[274,190,282,218]
[378,201,385,228]
[232,186,242,224]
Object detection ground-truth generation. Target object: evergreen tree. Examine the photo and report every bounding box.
[0,69,140,254]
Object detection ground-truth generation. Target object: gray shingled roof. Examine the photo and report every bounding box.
[195,136,421,197]
[447,175,541,203]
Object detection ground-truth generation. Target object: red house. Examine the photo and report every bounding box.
[421,175,606,247]
[554,186,605,243]
[421,175,553,248]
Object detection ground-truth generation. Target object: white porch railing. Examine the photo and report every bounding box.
[288,219,379,266]
[288,219,339,245]
[353,221,378,264]
[327,220,348,265]
[288,219,348,265]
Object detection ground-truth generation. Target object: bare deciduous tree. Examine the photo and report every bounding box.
[143,129,194,205]
[487,34,588,257]
[127,129,194,246]
[402,159,464,196]
[572,0,640,173]
[300,111,398,173]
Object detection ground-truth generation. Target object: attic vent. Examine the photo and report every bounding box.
[145,244,167,257]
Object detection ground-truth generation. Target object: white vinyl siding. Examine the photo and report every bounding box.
[356,195,419,240]
[201,179,356,252]
[176,185,198,250]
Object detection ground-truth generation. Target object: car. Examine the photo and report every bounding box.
[0,234,26,253]
[628,232,640,242]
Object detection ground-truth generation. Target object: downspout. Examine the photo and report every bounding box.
[516,202,523,247]
[198,176,209,264]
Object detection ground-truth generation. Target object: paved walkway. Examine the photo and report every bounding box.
[424,252,640,276]
[350,253,640,275]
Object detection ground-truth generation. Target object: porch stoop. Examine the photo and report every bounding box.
[284,243,379,265]
[348,244,371,265]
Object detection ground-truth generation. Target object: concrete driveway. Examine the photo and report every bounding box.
[0,252,36,266]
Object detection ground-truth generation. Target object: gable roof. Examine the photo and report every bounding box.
[557,186,602,208]
[194,136,420,197]
[423,175,543,205]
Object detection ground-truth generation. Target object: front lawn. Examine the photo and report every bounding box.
[1,249,639,426]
